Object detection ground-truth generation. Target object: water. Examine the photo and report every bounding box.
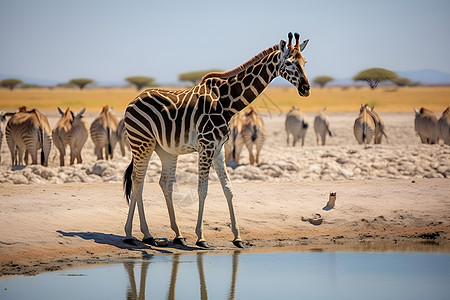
[1,252,449,300]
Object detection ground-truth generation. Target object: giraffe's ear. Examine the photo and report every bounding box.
[279,39,289,57]
[299,39,309,52]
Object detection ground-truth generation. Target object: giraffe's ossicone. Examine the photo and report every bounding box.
[123,32,310,248]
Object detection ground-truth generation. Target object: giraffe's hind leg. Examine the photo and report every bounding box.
[213,147,243,248]
[155,145,186,246]
[124,140,156,246]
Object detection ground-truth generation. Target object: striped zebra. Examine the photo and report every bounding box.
[414,107,439,144]
[285,106,309,146]
[354,104,375,145]
[366,105,387,144]
[224,112,244,164]
[438,106,450,145]
[90,105,119,160]
[0,110,14,164]
[122,32,310,248]
[52,107,89,166]
[240,107,266,165]
[5,106,52,167]
[313,107,332,146]
[117,118,130,157]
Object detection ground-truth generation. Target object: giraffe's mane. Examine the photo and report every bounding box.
[200,44,280,84]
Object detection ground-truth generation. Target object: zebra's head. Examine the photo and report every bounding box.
[279,32,310,97]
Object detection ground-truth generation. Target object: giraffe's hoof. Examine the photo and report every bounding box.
[233,240,244,248]
[173,238,187,247]
[123,238,137,246]
[142,237,157,246]
[196,241,210,248]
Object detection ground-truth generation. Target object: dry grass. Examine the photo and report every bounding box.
[259,86,450,113]
[0,85,449,114]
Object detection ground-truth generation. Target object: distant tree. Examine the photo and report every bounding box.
[313,76,334,88]
[392,77,420,87]
[353,68,398,89]
[125,76,155,91]
[179,69,223,86]
[1,78,23,90]
[68,78,94,90]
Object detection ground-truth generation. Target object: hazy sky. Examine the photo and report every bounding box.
[1,0,449,85]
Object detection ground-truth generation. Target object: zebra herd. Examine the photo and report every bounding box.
[414,106,450,145]
[0,104,449,169]
[0,105,129,168]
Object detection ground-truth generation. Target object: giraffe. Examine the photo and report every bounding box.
[123,32,310,248]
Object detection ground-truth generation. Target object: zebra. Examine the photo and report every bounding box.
[365,105,387,144]
[122,32,310,248]
[52,107,89,166]
[414,107,439,144]
[90,105,119,160]
[224,112,244,164]
[313,107,332,146]
[117,118,130,157]
[285,106,309,147]
[438,106,450,145]
[5,106,52,168]
[240,107,266,165]
[0,110,14,164]
[354,104,375,145]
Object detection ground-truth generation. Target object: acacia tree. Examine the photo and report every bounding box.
[353,68,398,89]
[125,76,155,91]
[313,76,334,88]
[68,78,94,90]
[179,69,223,86]
[1,78,23,90]
[392,77,420,87]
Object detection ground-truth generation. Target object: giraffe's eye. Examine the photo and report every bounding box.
[285,61,293,66]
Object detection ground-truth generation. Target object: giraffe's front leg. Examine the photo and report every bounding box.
[213,147,243,248]
[195,150,213,248]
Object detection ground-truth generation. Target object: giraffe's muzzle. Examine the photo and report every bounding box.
[298,84,310,97]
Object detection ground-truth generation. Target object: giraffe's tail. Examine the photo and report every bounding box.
[123,158,133,204]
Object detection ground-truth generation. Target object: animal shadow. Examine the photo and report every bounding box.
[56,230,202,253]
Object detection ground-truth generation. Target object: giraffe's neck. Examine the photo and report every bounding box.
[219,51,281,117]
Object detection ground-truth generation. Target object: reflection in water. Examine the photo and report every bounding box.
[3,252,449,300]
[124,261,149,300]
[124,252,240,300]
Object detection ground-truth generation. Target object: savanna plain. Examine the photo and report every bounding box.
[0,86,449,276]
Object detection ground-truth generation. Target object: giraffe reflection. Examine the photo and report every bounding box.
[124,252,240,300]
[124,261,150,300]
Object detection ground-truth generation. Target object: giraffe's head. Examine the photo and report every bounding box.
[279,32,310,97]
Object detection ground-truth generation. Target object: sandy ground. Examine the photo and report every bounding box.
[0,111,449,276]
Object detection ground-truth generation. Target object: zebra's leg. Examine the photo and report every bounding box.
[59,145,66,166]
[213,147,243,248]
[233,140,244,164]
[255,143,263,165]
[155,146,185,246]
[246,143,255,165]
[70,145,76,165]
[6,138,16,167]
[76,146,83,164]
[195,148,214,248]
[95,145,103,160]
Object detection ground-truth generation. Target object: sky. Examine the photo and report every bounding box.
[1,0,450,85]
